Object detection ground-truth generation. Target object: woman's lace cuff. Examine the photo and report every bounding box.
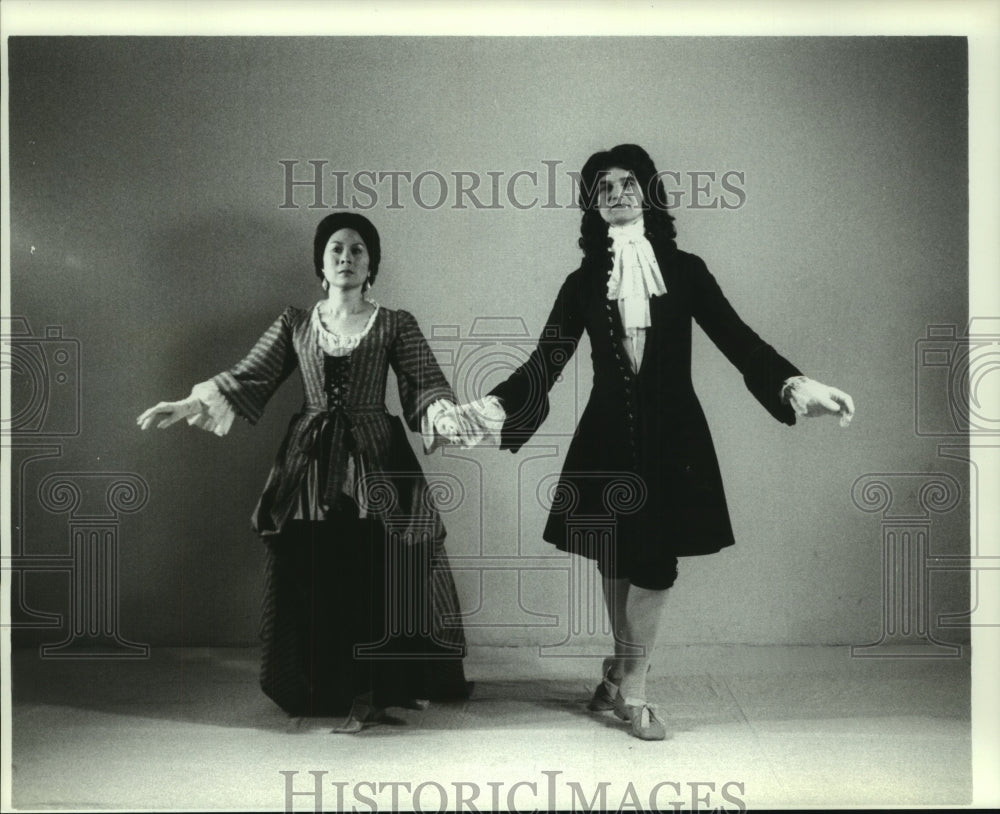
[421,399,454,453]
[186,380,236,437]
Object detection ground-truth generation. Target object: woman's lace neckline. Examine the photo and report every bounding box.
[311,299,380,356]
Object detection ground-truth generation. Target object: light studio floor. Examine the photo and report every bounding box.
[7,644,972,811]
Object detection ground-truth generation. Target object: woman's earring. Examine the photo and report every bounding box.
[321,279,329,292]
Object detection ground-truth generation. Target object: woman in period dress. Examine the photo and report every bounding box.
[138,212,472,732]
[463,144,854,741]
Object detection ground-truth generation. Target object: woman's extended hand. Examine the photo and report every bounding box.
[136,396,202,430]
[782,376,855,427]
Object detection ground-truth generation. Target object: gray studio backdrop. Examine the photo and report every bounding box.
[8,37,970,650]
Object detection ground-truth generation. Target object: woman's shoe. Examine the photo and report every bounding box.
[594,658,651,713]
[331,695,385,734]
[613,693,666,741]
[587,657,620,712]
[627,703,666,741]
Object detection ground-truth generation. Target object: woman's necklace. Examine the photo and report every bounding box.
[317,298,374,337]
[319,298,369,320]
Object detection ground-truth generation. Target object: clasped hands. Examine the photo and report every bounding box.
[431,397,506,448]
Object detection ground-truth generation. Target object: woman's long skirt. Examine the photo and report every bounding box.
[258,514,470,716]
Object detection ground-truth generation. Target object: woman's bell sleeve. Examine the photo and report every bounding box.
[207,307,300,426]
[389,309,457,434]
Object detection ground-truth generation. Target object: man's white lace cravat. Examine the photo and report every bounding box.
[606,220,667,331]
